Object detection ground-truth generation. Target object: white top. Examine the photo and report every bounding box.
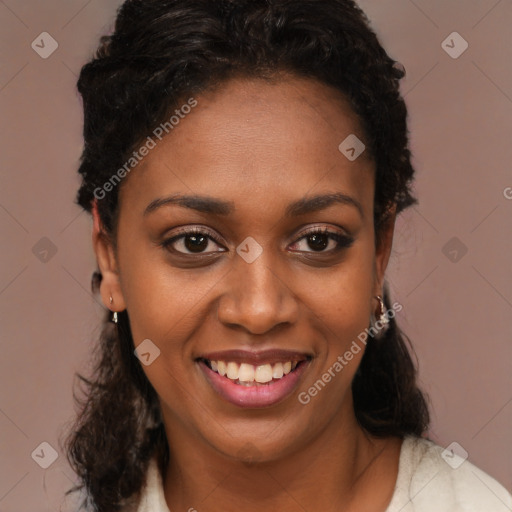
[136,435,512,511]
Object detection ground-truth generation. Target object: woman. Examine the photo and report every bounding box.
[64,1,512,511]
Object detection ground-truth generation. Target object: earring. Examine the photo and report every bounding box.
[370,295,389,339]
[109,295,118,324]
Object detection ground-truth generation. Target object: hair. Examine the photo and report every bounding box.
[63,0,430,510]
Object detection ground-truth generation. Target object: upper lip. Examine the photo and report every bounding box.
[197,349,313,366]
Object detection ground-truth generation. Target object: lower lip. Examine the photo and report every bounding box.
[198,360,310,408]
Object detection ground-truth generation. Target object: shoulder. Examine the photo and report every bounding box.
[386,435,512,512]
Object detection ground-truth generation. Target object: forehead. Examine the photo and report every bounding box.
[118,75,375,214]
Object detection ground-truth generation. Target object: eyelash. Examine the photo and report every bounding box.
[160,226,354,255]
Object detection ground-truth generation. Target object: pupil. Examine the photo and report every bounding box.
[185,235,208,253]
[308,233,328,251]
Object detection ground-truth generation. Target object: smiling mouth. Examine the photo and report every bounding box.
[198,358,310,386]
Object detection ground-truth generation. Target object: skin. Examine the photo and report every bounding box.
[92,74,401,511]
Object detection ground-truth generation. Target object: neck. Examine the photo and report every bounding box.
[161,397,402,512]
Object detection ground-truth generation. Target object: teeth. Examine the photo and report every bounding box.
[226,362,239,380]
[238,363,255,382]
[255,364,273,383]
[272,362,284,379]
[206,359,301,385]
[217,361,227,377]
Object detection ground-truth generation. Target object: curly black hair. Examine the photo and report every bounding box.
[62,1,430,510]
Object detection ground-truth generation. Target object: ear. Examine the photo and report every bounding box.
[91,200,126,313]
[373,204,397,297]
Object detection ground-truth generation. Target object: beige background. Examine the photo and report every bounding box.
[1,0,511,510]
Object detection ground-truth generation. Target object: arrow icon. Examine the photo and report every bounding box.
[441,441,468,469]
[31,441,58,468]
[441,32,468,59]
[236,237,263,263]
[31,32,58,59]
[442,236,468,263]
[134,339,161,366]
[339,134,365,161]
[32,237,58,262]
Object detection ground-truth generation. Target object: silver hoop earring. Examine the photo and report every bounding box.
[109,295,118,324]
[370,295,389,340]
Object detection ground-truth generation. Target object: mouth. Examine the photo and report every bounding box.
[196,350,312,408]
[201,358,307,385]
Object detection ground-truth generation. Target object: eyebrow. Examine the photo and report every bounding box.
[143,192,364,219]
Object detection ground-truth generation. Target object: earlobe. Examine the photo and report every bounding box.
[91,200,126,313]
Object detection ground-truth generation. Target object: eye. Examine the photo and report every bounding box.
[289,226,354,253]
[161,225,354,256]
[161,227,226,255]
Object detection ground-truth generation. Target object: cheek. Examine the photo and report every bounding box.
[119,257,213,414]
[307,239,375,337]
[297,245,375,414]
[120,257,212,349]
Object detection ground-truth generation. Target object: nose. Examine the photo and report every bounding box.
[216,249,299,335]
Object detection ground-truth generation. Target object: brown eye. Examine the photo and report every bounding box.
[290,227,354,253]
[161,227,225,255]
[306,232,330,252]
[181,233,210,253]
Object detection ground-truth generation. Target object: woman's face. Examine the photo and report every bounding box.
[96,75,395,461]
